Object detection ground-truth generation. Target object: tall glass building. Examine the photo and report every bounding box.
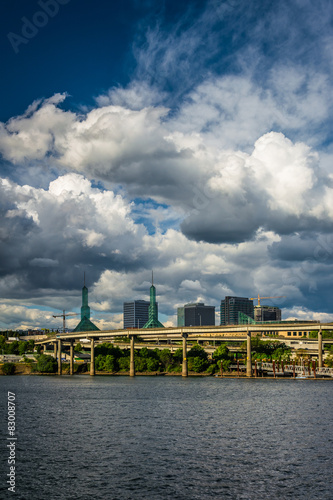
[220,296,254,325]
[123,300,150,329]
[177,303,215,327]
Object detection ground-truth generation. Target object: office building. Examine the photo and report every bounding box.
[254,306,282,322]
[177,303,215,327]
[220,296,254,325]
[123,300,150,329]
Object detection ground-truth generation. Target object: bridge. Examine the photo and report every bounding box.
[35,321,333,378]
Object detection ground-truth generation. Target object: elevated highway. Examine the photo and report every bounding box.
[35,321,332,378]
[37,320,333,343]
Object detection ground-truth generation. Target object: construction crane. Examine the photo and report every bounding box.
[250,294,286,307]
[53,310,79,332]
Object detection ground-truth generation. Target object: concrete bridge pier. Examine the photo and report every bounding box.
[53,342,57,360]
[130,336,135,377]
[58,339,62,376]
[318,328,323,368]
[90,338,95,376]
[246,330,252,377]
[182,333,188,377]
[70,340,74,375]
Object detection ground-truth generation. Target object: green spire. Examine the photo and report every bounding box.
[81,276,90,320]
[142,272,164,329]
[73,274,100,332]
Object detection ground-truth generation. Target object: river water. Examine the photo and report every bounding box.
[1,375,333,500]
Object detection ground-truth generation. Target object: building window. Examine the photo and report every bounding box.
[293,332,297,336]
[287,332,291,336]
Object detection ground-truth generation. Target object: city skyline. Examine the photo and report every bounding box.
[1,0,333,330]
[0,274,317,331]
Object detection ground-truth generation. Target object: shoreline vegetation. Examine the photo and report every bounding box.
[1,365,333,379]
[1,336,333,377]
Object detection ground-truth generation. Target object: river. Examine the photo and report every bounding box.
[1,375,333,499]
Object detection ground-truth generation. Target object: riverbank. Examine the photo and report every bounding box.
[1,363,332,379]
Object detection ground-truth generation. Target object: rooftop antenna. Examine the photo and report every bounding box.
[152,270,154,286]
[84,271,86,287]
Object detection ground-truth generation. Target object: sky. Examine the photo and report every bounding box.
[1,0,333,331]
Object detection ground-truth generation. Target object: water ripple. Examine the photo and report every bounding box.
[0,376,332,499]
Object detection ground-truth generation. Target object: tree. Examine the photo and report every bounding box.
[188,344,208,360]
[2,363,16,375]
[241,338,289,359]
[173,348,183,362]
[159,349,173,369]
[18,342,27,356]
[119,357,130,371]
[7,341,19,355]
[95,354,105,371]
[212,345,230,361]
[0,335,6,351]
[188,357,209,372]
[310,330,333,339]
[104,355,118,372]
[206,363,218,374]
[146,358,160,371]
[35,354,57,373]
[272,347,291,362]
[325,355,333,368]
[74,342,82,352]
[26,340,35,352]
[135,357,147,372]
[95,342,123,359]
[222,359,231,371]
[139,347,150,358]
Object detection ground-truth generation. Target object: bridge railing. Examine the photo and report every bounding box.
[317,367,333,376]
[260,362,333,376]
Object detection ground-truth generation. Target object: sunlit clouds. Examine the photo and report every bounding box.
[1,0,333,329]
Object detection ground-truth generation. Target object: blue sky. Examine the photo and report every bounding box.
[1,0,333,330]
[0,0,206,121]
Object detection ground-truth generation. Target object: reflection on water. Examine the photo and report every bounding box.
[0,376,332,499]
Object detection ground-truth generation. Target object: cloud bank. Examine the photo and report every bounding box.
[1,0,333,329]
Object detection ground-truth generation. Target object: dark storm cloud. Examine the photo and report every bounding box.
[269,233,333,263]
[180,200,262,244]
[0,175,150,303]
